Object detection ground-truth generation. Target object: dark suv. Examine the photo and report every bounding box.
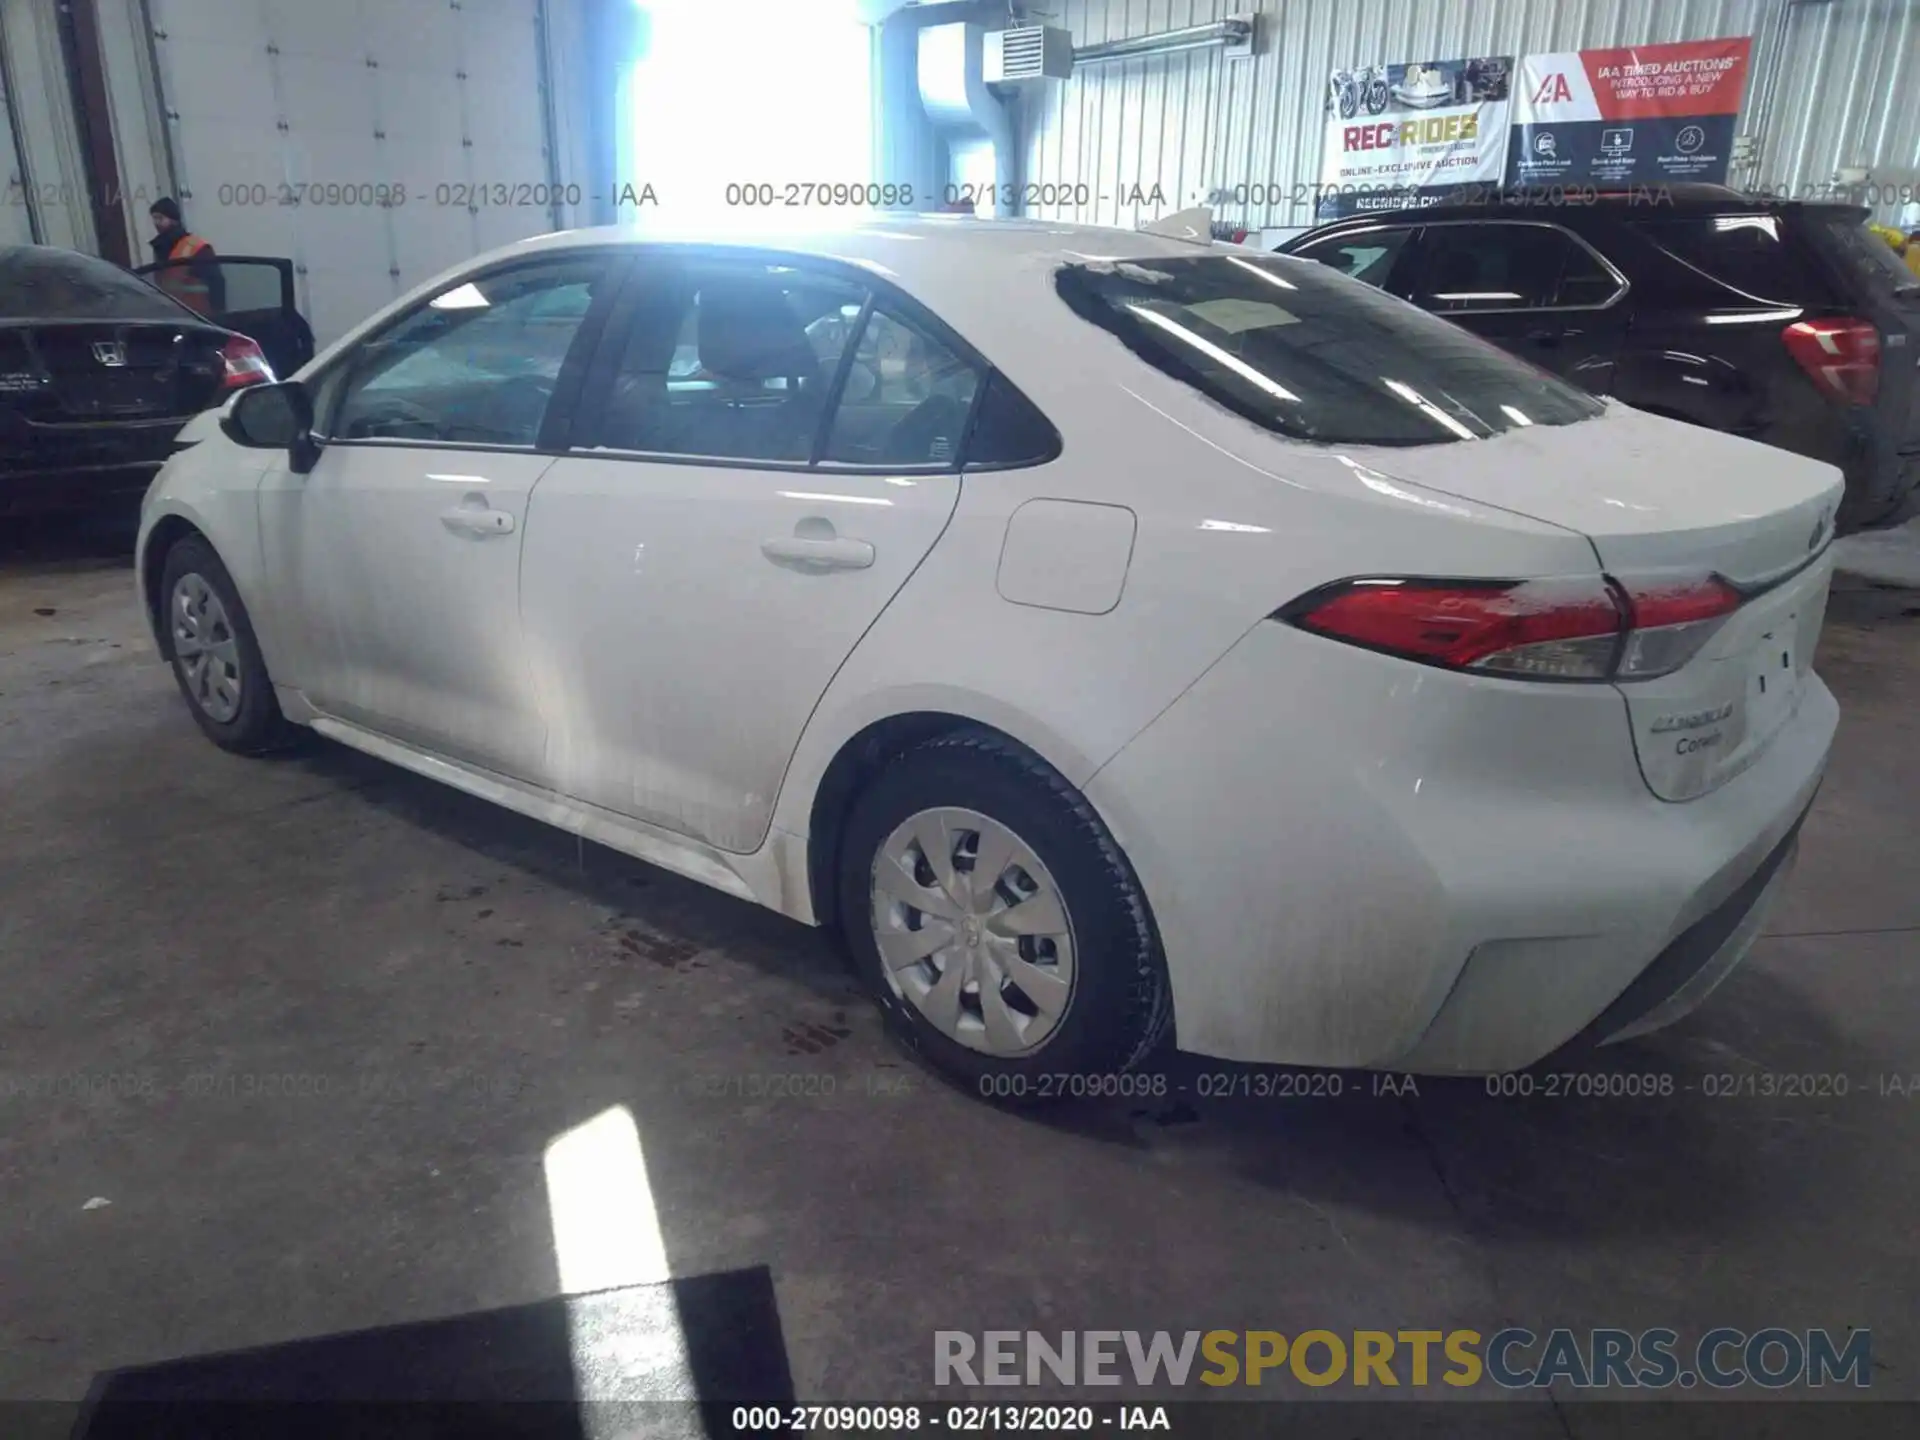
[1280,187,1920,531]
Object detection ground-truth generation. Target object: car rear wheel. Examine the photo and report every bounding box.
[838,729,1172,1102]
[160,535,295,754]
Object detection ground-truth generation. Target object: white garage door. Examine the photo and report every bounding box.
[147,0,558,347]
[0,61,34,247]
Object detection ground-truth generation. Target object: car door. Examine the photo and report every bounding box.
[519,251,973,854]
[257,250,622,782]
[1399,220,1630,393]
[136,255,315,377]
[1285,224,1423,297]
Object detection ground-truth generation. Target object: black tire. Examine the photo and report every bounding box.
[158,534,297,754]
[838,728,1173,1104]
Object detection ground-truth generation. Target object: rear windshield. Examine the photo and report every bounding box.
[1056,254,1604,446]
[0,245,190,322]
[1811,212,1920,301]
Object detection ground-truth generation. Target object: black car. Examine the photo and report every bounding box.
[133,251,315,380]
[1,245,310,518]
[1280,187,1920,531]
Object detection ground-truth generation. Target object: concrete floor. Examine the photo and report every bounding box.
[2,526,1918,1430]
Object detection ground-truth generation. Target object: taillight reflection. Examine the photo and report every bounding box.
[1783,318,1880,406]
[219,335,275,391]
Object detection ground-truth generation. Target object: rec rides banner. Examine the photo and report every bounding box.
[1506,37,1753,189]
[1316,56,1514,219]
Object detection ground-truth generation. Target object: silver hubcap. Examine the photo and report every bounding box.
[170,573,243,723]
[870,807,1076,1056]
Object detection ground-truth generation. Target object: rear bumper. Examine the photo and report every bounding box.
[1084,620,1838,1072]
[0,416,188,514]
[1557,798,1809,1053]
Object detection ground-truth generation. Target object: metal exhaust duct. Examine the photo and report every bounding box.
[917,20,1013,215]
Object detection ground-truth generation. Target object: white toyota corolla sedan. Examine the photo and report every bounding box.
[137,217,1840,1094]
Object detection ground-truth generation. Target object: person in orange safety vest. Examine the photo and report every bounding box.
[147,196,223,316]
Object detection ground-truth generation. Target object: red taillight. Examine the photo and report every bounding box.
[1287,578,1623,679]
[219,335,275,391]
[1783,318,1880,406]
[1284,574,1742,682]
[1613,575,1743,679]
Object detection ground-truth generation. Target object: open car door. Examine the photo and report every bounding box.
[133,255,315,379]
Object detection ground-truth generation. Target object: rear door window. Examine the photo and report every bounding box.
[1410,223,1620,313]
[1290,227,1417,291]
[590,258,868,462]
[1056,253,1604,446]
[821,307,980,467]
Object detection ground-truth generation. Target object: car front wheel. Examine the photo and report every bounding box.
[839,729,1172,1101]
[159,534,294,754]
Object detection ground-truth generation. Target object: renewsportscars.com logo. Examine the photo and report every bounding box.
[935,1328,1871,1391]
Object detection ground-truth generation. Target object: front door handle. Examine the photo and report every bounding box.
[441,505,515,537]
[760,535,874,571]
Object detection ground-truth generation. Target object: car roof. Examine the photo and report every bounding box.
[486,215,1222,307]
[0,241,135,268]
[1305,186,1868,229]
[443,217,1240,374]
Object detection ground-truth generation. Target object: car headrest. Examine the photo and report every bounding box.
[696,278,819,382]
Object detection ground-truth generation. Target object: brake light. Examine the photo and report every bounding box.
[1282,574,1742,682]
[219,335,274,391]
[1783,318,1879,406]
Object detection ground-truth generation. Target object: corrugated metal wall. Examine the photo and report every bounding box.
[1015,0,1920,236]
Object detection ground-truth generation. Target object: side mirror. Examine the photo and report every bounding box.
[221,380,319,472]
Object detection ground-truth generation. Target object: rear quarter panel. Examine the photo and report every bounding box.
[772,271,1605,855]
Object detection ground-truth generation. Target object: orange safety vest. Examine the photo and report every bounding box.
[157,233,214,315]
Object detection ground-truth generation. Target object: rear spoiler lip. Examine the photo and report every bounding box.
[1713,532,1838,602]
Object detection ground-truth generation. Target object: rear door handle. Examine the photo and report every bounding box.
[441,505,515,537]
[760,536,874,571]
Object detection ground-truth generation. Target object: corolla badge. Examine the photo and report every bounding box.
[1651,703,1735,735]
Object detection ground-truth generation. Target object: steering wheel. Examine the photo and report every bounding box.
[441,374,558,445]
[348,395,439,440]
[490,373,556,435]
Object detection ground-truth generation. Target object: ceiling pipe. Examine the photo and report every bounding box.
[1073,17,1253,67]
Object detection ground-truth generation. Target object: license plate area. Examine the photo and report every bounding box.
[1620,557,1832,802]
[53,372,174,416]
[1743,625,1801,749]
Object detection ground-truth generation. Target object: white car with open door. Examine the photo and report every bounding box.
[137,219,1841,1096]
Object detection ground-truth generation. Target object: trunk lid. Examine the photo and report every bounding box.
[1344,404,1844,580]
[0,322,228,423]
[1344,405,1844,801]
